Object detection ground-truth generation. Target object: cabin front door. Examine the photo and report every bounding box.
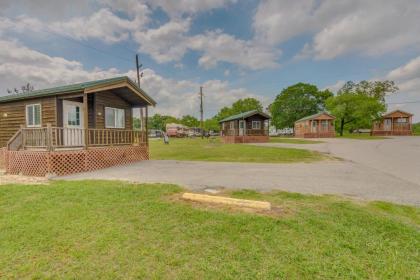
[311,120,318,133]
[63,100,85,147]
[384,118,392,131]
[239,120,245,136]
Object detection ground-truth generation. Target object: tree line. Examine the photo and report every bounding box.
[144,80,406,135]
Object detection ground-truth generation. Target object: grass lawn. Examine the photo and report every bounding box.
[338,133,388,140]
[0,181,419,279]
[269,137,324,144]
[150,137,325,163]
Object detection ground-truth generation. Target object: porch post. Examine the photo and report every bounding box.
[83,91,88,149]
[145,106,148,146]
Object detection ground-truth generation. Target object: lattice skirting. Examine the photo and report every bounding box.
[296,132,336,138]
[5,145,149,177]
[221,135,269,143]
[371,130,412,136]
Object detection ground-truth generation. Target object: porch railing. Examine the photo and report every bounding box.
[223,129,269,136]
[13,126,146,151]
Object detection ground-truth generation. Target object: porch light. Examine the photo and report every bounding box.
[98,112,102,116]
[3,113,7,117]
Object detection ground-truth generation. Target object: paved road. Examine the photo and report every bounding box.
[60,137,420,206]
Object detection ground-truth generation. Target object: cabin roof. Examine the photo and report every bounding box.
[382,110,413,117]
[295,112,335,123]
[219,110,271,123]
[0,76,156,106]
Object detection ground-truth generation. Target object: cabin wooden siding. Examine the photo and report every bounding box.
[294,113,335,138]
[0,90,136,148]
[0,96,57,147]
[93,90,133,130]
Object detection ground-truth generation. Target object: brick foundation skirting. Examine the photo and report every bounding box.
[5,145,149,177]
[221,135,269,143]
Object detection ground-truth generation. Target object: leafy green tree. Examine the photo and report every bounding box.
[147,114,179,131]
[215,98,263,121]
[204,118,219,131]
[412,122,420,135]
[269,83,333,128]
[180,115,200,127]
[326,81,392,136]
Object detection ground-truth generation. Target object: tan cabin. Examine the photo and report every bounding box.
[294,112,336,138]
[371,110,413,136]
[219,110,270,143]
[0,76,156,176]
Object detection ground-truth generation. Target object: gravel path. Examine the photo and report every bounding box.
[60,137,420,206]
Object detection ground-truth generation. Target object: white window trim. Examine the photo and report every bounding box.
[105,107,125,129]
[252,121,261,129]
[26,103,42,128]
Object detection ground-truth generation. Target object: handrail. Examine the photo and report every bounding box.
[7,129,23,151]
[15,127,147,151]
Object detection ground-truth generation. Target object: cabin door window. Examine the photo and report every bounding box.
[63,100,84,146]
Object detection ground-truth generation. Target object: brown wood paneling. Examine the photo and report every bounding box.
[0,97,57,147]
[94,90,132,129]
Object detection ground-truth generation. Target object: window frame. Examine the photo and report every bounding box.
[25,103,42,128]
[229,121,234,129]
[105,107,125,129]
[251,120,261,129]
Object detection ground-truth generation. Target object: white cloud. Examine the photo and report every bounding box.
[323,80,346,93]
[146,0,237,17]
[134,19,191,63]
[189,30,280,70]
[0,39,264,118]
[254,0,420,59]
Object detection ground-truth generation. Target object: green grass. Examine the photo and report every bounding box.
[338,133,388,140]
[269,137,324,144]
[0,181,419,279]
[150,138,325,163]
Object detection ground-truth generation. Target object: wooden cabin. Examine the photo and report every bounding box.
[0,76,156,176]
[219,110,270,143]
[294,112,336,138]
[371,110,413,136]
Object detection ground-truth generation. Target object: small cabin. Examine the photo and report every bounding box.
[0,76,156,176]
[294,112,336,138]
[219,110,270,143]
[371,110,413,136]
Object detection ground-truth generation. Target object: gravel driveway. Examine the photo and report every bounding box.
[60,137,420,206]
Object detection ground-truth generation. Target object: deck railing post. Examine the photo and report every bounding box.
[46,123,53,151]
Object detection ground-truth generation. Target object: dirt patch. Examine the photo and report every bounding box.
[0,173,48,185]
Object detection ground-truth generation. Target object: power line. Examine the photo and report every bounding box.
[386,100,420,105]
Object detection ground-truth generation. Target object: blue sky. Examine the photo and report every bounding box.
[0,0,419,120]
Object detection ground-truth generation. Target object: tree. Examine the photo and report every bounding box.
[7,82,35,94]
[204,118,219,131]
[215,98,263,121]
[269,83,333,128]
[180,115,199,127]
[325,80,393,136]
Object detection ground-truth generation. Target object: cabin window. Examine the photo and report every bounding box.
[105,107,125,128]
[230,121,234,129]
[67,106,80,126]
[252,121,261,129]
[321,120,328,129]
[26,104,41,127]
[396,118,407,123]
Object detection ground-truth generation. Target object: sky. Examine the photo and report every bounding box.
[0,0,420,121]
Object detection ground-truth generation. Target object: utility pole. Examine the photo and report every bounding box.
[135,54,143,87]
[136,54,145,133]
[199,86,204,138]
